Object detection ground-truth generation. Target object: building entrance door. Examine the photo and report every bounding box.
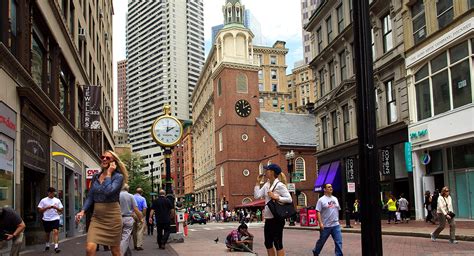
[23,167,46,245]
[455,170,474,219]
[64,169,75,237]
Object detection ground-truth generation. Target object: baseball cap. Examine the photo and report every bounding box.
[263,164,282,175]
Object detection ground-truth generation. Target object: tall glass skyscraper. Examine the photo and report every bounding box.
[126,0,205,176]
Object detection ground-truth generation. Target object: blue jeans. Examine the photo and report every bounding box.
[312,225,343,256]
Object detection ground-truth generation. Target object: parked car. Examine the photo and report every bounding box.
[188,212,207,225]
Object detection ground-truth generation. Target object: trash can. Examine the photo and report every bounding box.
[307,209,318,226]
[299,208,308,226]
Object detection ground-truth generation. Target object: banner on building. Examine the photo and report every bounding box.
[83,85,101,130]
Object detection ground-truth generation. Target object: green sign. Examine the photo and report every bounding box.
[409,129,428,140]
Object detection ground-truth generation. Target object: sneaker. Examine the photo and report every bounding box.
[449,240,458,244]
[430,233,436,242]
[54,248,61,253]
[44,246,50,251]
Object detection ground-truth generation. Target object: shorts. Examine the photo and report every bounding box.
[43,220,60,233]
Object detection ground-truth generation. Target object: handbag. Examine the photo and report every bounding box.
[266,182,296,219]
[443,197,455,218]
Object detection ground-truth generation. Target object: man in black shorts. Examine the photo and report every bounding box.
[38,187,63,253]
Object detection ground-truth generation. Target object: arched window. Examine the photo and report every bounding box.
[297,192,307,207]
[220,166,224,186]
[236,73,248,93]
[294,157,306,181]
[242,197,252,205]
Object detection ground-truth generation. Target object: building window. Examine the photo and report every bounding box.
[272,84,277,92]
[258,83,264,91]
[321,116,328,149]
[342,104,350,141]
[236,73,248,93]
[436,0,453,29]
[339,50,347,81]
[319,69,325,96]
[219,131,223,151]
[470,0,474,9]
[414,41,472,121]
[349,0,353,22]
[9,0,19,55]
[220,166,224,186]
[386,79,397,124]
[337,4,344,34]
[59,67,71,118]
[331,111,338,145]
[305,45,310,53]
[289,103,293,110]
[217,78,222,96]
[69,1,75,35]
[329,60,335,90]
[326,16,333,43]
[382,14,393,53]
[415,64,431,120]
[294,157,306,181]
[317,27,322,54]
[411,0,426,44]
[272,98,278,108]
[31,32,46,88]
[371,28,375,60]
[259,163,264,175]
[297,193,307,207]
[270,55,277,65]
[258,70,263,80]
[259,98,264,108]
[271,69,277,80]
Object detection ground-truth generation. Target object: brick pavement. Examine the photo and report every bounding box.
[287,219,474,241]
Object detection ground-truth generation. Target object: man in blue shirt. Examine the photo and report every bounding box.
[312,183,343,256]
[133,188,147,250]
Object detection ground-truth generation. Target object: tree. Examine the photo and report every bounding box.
[119,152,152,203]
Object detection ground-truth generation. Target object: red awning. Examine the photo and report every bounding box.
[236,199,266,208]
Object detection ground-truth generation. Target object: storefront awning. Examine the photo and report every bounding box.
[324,161,341,192]
[236,199,266,208]
[314,161,342,192]
[314,163,331,192]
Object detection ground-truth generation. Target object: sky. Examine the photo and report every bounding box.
[112,0,304,130]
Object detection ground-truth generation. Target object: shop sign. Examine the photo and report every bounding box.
[347,182,356,193]
[83,85,101,130]
[409,128,429,143]
[404,142,413,173]
[86,168,100,179]
[0,102,17,139]
[23,123,48,173]
[287,183,296,193]
[0,134,14,172]
[381,148,391,176]
[345,157,355,182]
[421,152,431,165]
[52,143,82,174]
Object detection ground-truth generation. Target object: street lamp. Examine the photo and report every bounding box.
[285,150,296,226]
[149,161,155,199]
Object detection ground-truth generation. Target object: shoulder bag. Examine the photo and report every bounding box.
[266,182,296,219]
[443,197,455,218]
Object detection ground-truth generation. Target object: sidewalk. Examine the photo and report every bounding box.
[286,219,474,241]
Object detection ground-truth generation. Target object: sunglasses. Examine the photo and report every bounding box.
[100,156,113,161]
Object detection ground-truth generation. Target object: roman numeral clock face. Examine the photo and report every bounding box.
[152,116,183,146]
[235,99,252,117]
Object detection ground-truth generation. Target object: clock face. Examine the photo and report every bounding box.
[152,116,183,146]
[235,99,252,117]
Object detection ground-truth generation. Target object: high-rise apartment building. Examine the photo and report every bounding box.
[117,60,127,132]
[126,1,205,175]
[301,0,323,64]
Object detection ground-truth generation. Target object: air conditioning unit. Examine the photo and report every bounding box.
[78,27,86,41]
[104,33,109,41]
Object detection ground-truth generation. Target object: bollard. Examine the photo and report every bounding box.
[345,204,353,228]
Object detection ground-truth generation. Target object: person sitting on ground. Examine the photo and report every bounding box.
[225,223,255,253]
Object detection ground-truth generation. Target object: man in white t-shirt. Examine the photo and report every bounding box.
[312,183,342,256]
[38,187,63,253]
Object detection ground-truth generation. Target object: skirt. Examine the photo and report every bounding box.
[87,202,122,246]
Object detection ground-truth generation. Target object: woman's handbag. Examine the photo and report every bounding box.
[266,182,296,219]
[443,197,455,218]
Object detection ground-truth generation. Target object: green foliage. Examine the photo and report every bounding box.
[119,152,152,203]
